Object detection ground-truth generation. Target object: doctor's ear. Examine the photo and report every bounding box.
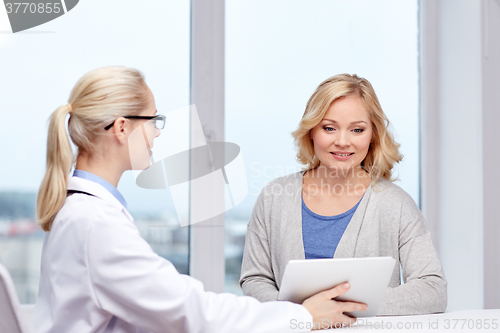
[111,117,128,143]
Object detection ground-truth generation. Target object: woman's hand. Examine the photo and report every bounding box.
[301,282,368,330]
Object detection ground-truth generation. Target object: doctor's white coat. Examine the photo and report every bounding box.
[30,177,312,333]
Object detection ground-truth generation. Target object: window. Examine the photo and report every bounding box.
[0,0,190,303]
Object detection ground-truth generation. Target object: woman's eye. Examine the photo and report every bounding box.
[323,126,335,132]
[353,128,364,134]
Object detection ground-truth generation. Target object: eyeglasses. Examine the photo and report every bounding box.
[104,114,166,130]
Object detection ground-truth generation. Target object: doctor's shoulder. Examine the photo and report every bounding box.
[53,193,130,233]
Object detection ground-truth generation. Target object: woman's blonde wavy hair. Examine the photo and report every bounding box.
[292,74,402,185]
[37,66,149,231]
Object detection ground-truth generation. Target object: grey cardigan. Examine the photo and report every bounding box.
[239,171,447,315]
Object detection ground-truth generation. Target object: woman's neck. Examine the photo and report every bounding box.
[303,165,371,196]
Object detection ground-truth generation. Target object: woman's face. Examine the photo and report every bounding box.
[310,95,373,175]
[128,85,161,170]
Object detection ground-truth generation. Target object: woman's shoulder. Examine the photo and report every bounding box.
[370,177,421,215]
[250,171,303,214]
[371,177,412,200]
[259,171,303,197]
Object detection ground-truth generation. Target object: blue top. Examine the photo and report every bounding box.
[73,169,127,209]
[302,196,362,259]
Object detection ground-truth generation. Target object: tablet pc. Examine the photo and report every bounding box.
[277,257,396,318]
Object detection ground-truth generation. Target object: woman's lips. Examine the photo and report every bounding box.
[331,152,354,161]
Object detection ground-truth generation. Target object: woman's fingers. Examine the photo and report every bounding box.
[337,300,369,313]
[320,282,351,300]
[302,282,369,330]
[320,283,368,311]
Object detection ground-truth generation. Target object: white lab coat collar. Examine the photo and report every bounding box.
[67,176,134,222]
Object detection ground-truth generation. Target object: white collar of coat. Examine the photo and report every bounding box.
[67,176,134,222]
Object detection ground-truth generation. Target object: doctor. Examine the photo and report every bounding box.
[31,66,367,333]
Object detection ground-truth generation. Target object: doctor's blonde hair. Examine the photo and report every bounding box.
[37,66,149,231]
[291,74,402,185]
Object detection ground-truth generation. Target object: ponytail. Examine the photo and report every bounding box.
[36,104,73,231]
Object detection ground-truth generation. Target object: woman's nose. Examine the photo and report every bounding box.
[334,131,350,147]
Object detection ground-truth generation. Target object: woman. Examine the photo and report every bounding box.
[240,74,447,316]
[31,67,367,333]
